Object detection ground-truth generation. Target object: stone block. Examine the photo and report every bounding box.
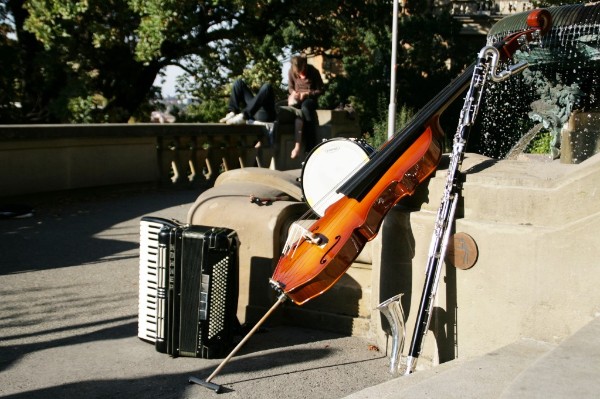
[187,169,308,324]
[560,110,600,164]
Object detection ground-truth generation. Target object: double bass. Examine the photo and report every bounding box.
[191,9,551,393]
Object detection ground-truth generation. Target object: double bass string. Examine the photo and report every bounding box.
[286,64,475,257]
[283,147,375,258]
[340,63,475,202]
[283,64,475,261]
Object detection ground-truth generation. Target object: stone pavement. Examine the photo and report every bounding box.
[0,185,395,399]
[2,184,598,399]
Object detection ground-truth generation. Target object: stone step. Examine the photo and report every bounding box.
[500,316,600,398]
[300,263,372,318]
[244,262,373,337]
[280,303,372,338]
[346,316,600,399]
[344,338,556,399]
[419,152,600,228]
[280,263,373,337]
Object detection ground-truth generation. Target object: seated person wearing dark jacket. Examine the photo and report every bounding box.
[286,55,324,159]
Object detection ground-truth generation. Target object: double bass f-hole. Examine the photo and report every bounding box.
[320,235,341,264]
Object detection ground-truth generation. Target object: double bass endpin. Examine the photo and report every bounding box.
[189,294,288,393]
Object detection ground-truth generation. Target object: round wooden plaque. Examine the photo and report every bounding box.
[445,232,478,270]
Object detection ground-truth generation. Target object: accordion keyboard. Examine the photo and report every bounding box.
[137,218,164,342]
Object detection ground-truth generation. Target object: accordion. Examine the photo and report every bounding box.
[138,216,239,358]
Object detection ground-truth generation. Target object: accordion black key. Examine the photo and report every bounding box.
[138,216,239,358]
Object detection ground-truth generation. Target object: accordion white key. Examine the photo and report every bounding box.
[138,217,179,343]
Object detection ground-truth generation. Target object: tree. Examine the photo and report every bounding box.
[1,0,473,127]
[1,1,22,123]
[319,1,477,135]
[3,0,164,122]
[1,1,294,122]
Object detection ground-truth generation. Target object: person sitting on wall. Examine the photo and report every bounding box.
[286,54,324,159]
[220,79,277,125]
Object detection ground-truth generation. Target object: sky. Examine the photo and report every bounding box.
[154,65,184,98]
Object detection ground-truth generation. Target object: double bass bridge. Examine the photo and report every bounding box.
[282,221,327,257]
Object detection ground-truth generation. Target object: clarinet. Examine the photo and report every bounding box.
[403,45,531,375]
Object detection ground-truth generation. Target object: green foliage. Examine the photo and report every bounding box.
[65,95,107,123]
[1,0,474,128]
[0,22,22,122]
[320,6,476,135]
[526,130,552,154]
[240,58,284,94]
[176,99,227,123]
[365,95,415,149]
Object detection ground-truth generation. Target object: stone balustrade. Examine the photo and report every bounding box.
[0,109,361,197]
[0,123,270,197]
